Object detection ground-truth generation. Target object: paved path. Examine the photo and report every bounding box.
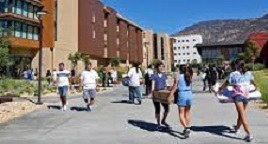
[0,77,268,144]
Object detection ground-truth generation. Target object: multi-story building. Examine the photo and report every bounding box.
[142,30,154,68]
[1,0,144,76]
[172,35,202,65]
[153,33,172,72]
[196,42,244,63]
[0,0,54,77]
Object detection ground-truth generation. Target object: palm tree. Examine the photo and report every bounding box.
[81,54,91,65]
[68,52,82,70]
[109,57,121,67]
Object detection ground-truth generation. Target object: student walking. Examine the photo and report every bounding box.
[144,65,154,96]
[151,62,170,128]
[80,63,99,111]
[110,67,117,86]
[127,63,143,104]
[171,65,193,138]
[219,60,256,142]
[56,63,70,111]
[46,70,52,85]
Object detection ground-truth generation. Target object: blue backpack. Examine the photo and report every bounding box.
[122,76,130,86]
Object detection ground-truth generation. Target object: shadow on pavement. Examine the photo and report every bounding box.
[70,106,89,112]
[128,120,185,139]
[191,125,242,140]
[47,105,61,110]
[111,100,130,104]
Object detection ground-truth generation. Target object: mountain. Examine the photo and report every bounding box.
[171,13,268,45]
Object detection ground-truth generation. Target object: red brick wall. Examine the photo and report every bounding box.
[78,0,105,57]
[119,20,128,60]
[106,7,117,58]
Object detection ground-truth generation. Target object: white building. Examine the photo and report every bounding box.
[172,35,203,65]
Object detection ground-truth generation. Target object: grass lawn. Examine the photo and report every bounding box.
[254,70,268,105]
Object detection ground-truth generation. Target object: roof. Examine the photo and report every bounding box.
[196,41,245,47]
[116,14,143,30]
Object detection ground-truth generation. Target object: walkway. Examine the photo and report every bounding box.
[0,77,267,144]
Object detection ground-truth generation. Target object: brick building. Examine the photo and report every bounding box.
[248,33,268,65]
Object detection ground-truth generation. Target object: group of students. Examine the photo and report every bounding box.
[55,62,99,111]
[127,60,255,142]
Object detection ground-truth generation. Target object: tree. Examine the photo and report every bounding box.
[238,41,260,63]
[109,57,121,67]
[0,28,10,72]
[191,59,198,67]
[68,52,82,70]
[151,59,162,67]
[81,54,91,65]
[216,55,225,65]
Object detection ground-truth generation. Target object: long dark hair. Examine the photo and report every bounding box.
[133,63,140,73]
[236,59,247,74]
[180,65,192,86]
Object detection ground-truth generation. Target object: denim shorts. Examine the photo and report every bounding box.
[58,86,69,97]
[177,90,193,107]
[233,95,249,104]
[83,89,97,100]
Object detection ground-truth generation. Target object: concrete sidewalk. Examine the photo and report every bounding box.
[0,78,267,144]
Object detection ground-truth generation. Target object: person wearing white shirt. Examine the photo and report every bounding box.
[56,63,70,111]
[127,63,143,104]
[110,67,117,86]
[144,65,154,96]
[80,63,99,111]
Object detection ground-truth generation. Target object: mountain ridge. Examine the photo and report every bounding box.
[172,13,268,45]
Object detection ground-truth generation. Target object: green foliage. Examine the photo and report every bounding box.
[151,59,162,67]
[216,55,225,64]
[0,79,34,97]
[0,29,10,69]
[245,63,265,71]
[239,41,260,62]
[191,59,199,68]
[109,57,121,67]
[68,52,82,69]
[254,72,268,104]
[117,71,123,79]
[81,54,91,65]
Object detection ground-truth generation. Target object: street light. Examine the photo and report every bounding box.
[36,8,48,105]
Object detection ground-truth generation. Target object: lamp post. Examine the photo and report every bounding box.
[36,8,48,105]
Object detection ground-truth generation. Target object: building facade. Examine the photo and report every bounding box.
[1,0,144,76]
[0,0,54,77]
[142,30,154,68]
[153,33,172,72]
[248,33,268,65]
[172,35,202,65]
[196,42,244,63]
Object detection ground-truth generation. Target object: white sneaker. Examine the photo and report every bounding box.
[243,134,254,142]
[62,105,67,111]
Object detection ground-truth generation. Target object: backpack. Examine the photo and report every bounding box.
[122,76,130,87]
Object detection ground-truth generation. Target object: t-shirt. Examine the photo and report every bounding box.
[52,71,57,81]
[57,70,70,87]
[23,71,28,79]
[228,71,254,97]
[80,70,99,89]
[110,70,117,79]
[127,67,142,87]
[145,68,154,77]
[152,73,167,91]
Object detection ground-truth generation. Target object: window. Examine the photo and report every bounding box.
[178,53,181,55]
[116,25,119,32]
[16,0,22,15]
[92,13,96,23]
[104,20,108,27]
[193,39,196,42]
[187,53,190,55]
[22,23,27,38]
[182,40,185,42]
[178,40,180,43]
[174,54,177,56]
[28,5,34,19]
[0,0,7,13]
[23,2,28,17]
[182,47,185,49]
[187,46,190,49]
[193,52,197,55]
[116,38,120,45]
[187,59,190,62]
[183,53,185,55]
[34,7,39,20]
[173,47,176,50]
[186,40,189,42]
[27,25,33,40]
[33,27,39,40]
[15,22,22,38]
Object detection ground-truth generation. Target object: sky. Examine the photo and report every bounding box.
[101,0,268,34]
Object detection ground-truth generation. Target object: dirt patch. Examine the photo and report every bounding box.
[0,102,43,124]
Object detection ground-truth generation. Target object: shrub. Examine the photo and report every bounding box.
[254,72,268,104]
[245,63,265,71]
[0,79,34,97]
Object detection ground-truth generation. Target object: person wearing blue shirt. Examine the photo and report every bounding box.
[170,65,193,139]
[151,62,169,129]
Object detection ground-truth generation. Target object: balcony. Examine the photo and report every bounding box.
[8,37,39,49]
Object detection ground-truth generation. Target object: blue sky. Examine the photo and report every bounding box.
[101,0,268,34]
